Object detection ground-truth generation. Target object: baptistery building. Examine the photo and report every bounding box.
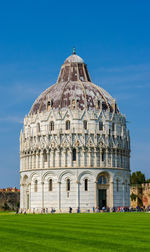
[20,50,130,212]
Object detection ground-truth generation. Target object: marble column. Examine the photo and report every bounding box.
[30,155,32,169]
[63,149,67,167]
[120,150,123,168]
[76,180,80,209]
[106,148,108,167]
[53,150,55,168]
[47,150,50,168]
[24,157,26,170]
[95,181,98,208]
[41,182,44,209]
[49,150,52,167]
[40,151,43,169]
[100,148,103,167]
[50,150,54,167]
[94,148,97,167]
[122,182,125,207]
[58,181,61,211]
[36,152,39,169]
[56,149,60,168]
[27,156,29,170]
[110,181,114,208]
[111,149,113,168]
[52,149,56,167]
[32,155,35,169]
[118,149,121,168]
[89,149,91,167]
[96,149,100,167]
[122,151,125,169]
[68,149,72,167]
[76,149,79,167]
[83,149,86,167]
[29,183,31,211]
[115,149,118,168]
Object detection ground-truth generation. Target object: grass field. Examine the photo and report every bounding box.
[0,212,150,252]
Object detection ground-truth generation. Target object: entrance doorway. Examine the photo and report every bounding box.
[98,189,106,209]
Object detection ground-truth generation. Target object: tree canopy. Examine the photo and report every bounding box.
[130,171,145,185]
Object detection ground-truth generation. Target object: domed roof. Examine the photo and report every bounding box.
[64,54,84,63]
[29,51,119,115]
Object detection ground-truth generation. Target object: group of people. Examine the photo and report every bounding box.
[18,205,150,214]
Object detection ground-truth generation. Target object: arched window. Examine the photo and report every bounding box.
[34,180,38,192]
[51,99,54,107]
[85,179,88,191]
[66,120,70,130]
[43,150,47,162]
[98,100,101,109]
[112,123,115,132]
[47,101,51,111]
[116,178,119,192]
[83,120,87,130]
[37,123,40,133]
[98,175,107,184]
[66,179,70,191]
[99,122,103,131]
[102,101,107,110]
[72,148,76,161]
[50,121,54,131]
[102,149,105,161]
[49,179,52,191]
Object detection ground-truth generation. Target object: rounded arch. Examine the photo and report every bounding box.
[29,172,40,183]
[78,170,95,183]
[22,174,29,184]
[58,170,75,183]
[42,171,57,182]
[96,171,111,184]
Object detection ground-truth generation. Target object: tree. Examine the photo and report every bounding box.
[2,202,10,211]
[130,171,145,185]
[130,193,137,201]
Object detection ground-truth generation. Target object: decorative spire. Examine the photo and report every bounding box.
[73,47,76,55]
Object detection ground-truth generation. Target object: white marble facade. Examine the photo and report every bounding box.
[20,52,130,213]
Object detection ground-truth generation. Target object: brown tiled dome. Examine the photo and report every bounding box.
[29,52,119,115]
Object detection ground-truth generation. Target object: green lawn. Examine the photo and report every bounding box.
[0,212,150,252]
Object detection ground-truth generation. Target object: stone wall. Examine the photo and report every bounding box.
[130,183,150,208]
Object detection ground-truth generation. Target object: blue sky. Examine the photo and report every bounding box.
[0,1,150,187]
